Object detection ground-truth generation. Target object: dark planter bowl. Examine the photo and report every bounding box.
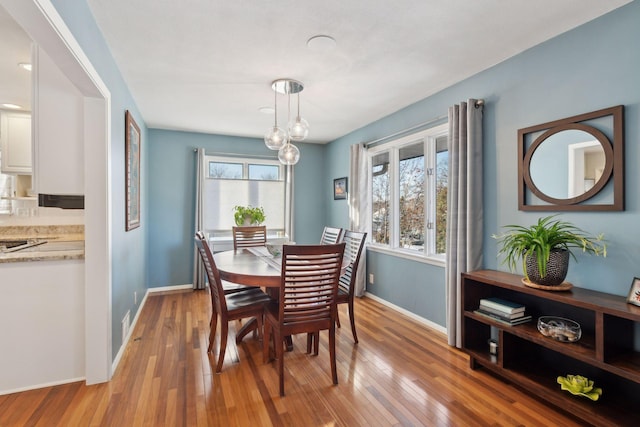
[525,249,569,286]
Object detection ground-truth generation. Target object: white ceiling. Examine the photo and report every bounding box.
[1,1,632,143]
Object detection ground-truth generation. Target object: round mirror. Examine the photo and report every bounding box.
[523,123,613,205]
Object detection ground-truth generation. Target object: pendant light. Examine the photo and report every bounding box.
[288,92,309,141]
[264,87,287,150]
[265,79,307,165]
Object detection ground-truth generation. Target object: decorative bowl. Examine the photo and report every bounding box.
[537,316,581,342]
[265,243,283,257]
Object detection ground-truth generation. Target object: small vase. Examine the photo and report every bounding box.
[525,249,569,286]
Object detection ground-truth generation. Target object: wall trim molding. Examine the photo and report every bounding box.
[364,292,447,335]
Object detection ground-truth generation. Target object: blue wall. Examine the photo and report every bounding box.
[146,130,326,287]
[326,1,640,326]
[51,0,147,358]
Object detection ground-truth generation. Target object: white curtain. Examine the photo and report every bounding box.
[193,148,206,289]
[349,143,369,297]
[446,99,484,347]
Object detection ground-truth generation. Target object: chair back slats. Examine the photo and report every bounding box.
[233,226,267,249]
[279,243,345,326]
[195,231,227,314]
[320,226,344,245]
[338,231,367,295]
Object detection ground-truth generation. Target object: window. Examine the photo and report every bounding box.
[368,123,448,261]
[204,155,291,239]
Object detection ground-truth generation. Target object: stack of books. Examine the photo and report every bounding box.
[474,297,532,326]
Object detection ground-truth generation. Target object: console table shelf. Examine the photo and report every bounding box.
[462,270,640,427]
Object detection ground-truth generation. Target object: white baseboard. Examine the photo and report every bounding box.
[363,292,447,336]
[0,376,86,396]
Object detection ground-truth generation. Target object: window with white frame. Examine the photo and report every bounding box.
[368,123,448,261]
[204,155,291,239]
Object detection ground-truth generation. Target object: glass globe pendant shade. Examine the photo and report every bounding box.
[264,126,287,150]
[278,143,300,165]
[289,116,309,141]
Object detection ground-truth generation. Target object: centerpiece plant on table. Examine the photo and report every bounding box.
[493,215,606,287]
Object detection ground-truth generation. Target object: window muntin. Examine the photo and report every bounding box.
[368,123,448,261]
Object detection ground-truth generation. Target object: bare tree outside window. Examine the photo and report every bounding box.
[371,153,390,244]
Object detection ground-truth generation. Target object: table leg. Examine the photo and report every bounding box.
[235,318,258,343]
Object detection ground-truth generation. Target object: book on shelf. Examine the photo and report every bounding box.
[479,297,525,314]
[477,305,526,320]
[473,309,532,326]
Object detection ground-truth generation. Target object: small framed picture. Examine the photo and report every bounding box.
[626,277,640,306]
[333,177,347,200]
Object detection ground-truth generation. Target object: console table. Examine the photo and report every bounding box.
[461,270,640,427]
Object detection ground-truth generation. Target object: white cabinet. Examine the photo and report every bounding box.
[0,111,32,174]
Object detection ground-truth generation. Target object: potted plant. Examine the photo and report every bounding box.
[493,215,606,286]
[233,205,266,227]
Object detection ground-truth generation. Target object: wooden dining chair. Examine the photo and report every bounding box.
[263,243,346,396]
[335,230,367,343]
[320,226,343,245]
[232,225,267,249]
[194,232,271,373]
[195,231,255,295]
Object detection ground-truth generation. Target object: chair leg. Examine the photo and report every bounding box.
[275,330,285,396]
[348,299,359,344]
[329,324,338,385]
[263,320,272,363]
[208,313,218,353]
[313,332,319,355]
[215,321,228,373]
[336,310,341,328]
[306,333,313,354]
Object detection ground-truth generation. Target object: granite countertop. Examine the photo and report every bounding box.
[0,224,85,263]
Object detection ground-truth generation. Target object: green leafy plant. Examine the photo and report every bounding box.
[493,215,606,279]
[233,205,265,226]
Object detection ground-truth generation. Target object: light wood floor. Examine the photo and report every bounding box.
[0,289,581,426]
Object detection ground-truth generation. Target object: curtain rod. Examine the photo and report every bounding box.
[364,99,484,148]
[193,148,277,160]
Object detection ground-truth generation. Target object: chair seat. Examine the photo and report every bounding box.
[226,288,271,313]
[222,280,258,295]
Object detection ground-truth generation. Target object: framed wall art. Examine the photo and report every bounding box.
[626,277,640,307]
[334,177,347,200]
[125,110,141,231]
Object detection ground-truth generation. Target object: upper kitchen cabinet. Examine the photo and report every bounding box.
[0,110,32,174]
[32,46,84,196]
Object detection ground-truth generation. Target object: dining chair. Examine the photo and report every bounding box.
[196,231,256,295]
[335,230,367,343]
[320,226,343,245]
[194,232,271,373]
[263,243,346,396]
[232,225,267,249]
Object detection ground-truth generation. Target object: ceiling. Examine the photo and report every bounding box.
[1,1,632,143]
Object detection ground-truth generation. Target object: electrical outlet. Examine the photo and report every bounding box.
[369,273,374,284]
[134,291,137,305]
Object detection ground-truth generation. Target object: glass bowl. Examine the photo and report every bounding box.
[537,316,581,342]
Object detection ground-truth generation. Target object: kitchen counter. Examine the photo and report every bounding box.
[0,223,84,263]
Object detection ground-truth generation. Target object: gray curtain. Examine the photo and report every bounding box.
[349,143,368,296]
[193,148,206,289]
[446,99,483,347]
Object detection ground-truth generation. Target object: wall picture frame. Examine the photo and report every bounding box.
[125,110,141,231]
[626,277,640,306]
[334,177,347,200]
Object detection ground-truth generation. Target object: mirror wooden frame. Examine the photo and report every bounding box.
[518,105,624,211]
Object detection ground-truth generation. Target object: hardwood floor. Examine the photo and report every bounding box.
[0,289,582,426]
